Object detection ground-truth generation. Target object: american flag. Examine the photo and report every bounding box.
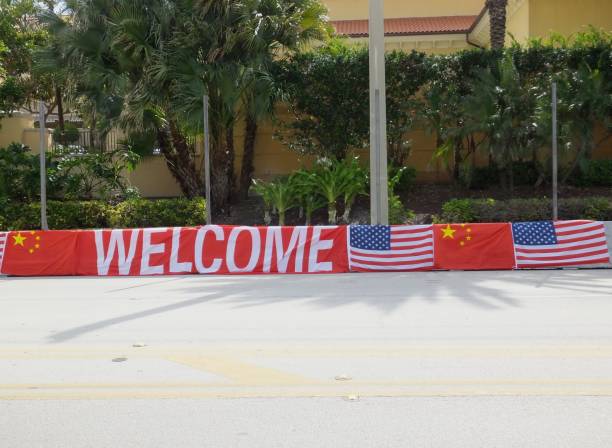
[0,232,7,274]
[512,220,610,268]
[349,225,434,271]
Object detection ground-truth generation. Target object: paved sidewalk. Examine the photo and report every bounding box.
[1,270,611,446]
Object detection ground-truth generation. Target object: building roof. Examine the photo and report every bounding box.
[331,15,478,37]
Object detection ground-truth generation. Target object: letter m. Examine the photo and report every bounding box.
[263,227,307,273]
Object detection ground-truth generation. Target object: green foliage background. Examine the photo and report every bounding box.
[0,198,207,230]
[278,30,612,187]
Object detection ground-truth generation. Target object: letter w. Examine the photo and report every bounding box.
[95,229,140,276]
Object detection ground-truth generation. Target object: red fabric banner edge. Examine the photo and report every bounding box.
[1,222,610,277]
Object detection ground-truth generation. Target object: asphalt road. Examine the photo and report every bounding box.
[1,270,611,447]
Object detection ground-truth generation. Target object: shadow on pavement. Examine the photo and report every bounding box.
[44,270,611,343]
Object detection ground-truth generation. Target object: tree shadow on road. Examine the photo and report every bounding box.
[43,269,610,343]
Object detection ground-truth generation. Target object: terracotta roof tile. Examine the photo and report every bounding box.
[331,15,478,37]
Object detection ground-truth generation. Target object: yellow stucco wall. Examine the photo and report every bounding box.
[0,115,35,148]
[506,0,530,44]
[21,128,52,154]
[324,0,484,20]
[128,156,183,198]
[236,109,451,187]
[349,35,473,54]
[530,0,612,38]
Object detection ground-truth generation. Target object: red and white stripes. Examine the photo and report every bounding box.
[0,232,7,274]
[514,221,610,268]
[349,225,434,271]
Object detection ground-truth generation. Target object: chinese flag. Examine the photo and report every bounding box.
[434,223,515,270]
[1,230,79,276]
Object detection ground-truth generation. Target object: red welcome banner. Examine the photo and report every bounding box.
[0,222,609,277]
[0,226,348,276]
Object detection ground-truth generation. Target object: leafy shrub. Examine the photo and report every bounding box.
[251,179,275,225]
[388,194,415,225]
[563,197,612,221]
[52,124,81,145]
[253,157,368,225]
[339,158,368,222]
[109,198,206,228]
[290,170,326,226]
[389,165,417,193]
[0,143,140,201]
[476,198,553,222]
[119,131,159,157]
[0,198,207,230]
[572,160,612,186]
[438,197,612,222]
[277,43,429,160]
[387,165,415,224]
[0,197,11,230]
[460,161,543,189]
[49,200,112,229]
[51,146,140,200]
[251,177,297,226]
[0,200,111,230]
[439,198,479,222]
[310,158,354,224]
[459,165,496,189]
[0,77,26,120]
[0,143,48,201]
[512,161,540,186]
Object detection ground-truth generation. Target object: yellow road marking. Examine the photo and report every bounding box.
[1,344,611,399]
[3,378,612,390]
[166,355,312,385]
[3,386,612,400]
[1,345,612,358]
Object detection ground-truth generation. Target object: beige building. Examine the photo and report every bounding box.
[1,0,611,197]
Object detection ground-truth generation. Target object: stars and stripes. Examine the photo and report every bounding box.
[0,232,7,273]
[512,220,610,268]
[349,225,434,271]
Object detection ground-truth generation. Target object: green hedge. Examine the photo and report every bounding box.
[438,197,612,223]
[573,160,612,187]
[109,198,207,228]
[0,198,206,230]
[461,161,541,190]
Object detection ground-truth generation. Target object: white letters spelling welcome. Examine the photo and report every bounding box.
[93,226,339,276]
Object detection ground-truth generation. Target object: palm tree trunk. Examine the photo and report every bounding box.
[156,121,203,198]
[486,0,508,49]
[562,139,592,184]
[55,86,65,132]
[226,126,235,202]
[239,115,258,199]
[453,140,462,183]
[209,126,235,215]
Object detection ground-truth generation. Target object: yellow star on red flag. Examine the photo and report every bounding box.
[441,224,456,239]
[12,233,26,246]
[12,231,42,254]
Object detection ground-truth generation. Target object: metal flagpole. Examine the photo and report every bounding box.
[203,95,212,224]
[551,82,558,221]
[369,0,389,225]
[38,100,49,231]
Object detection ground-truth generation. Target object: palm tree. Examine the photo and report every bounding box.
[239,71,278,199]
[40,0,329,213]
[462,55,539,191]
[237,0,331,199]
[39,0,247,208]
[486,0,508,50]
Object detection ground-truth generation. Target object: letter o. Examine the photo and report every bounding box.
[227,227,260,273]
